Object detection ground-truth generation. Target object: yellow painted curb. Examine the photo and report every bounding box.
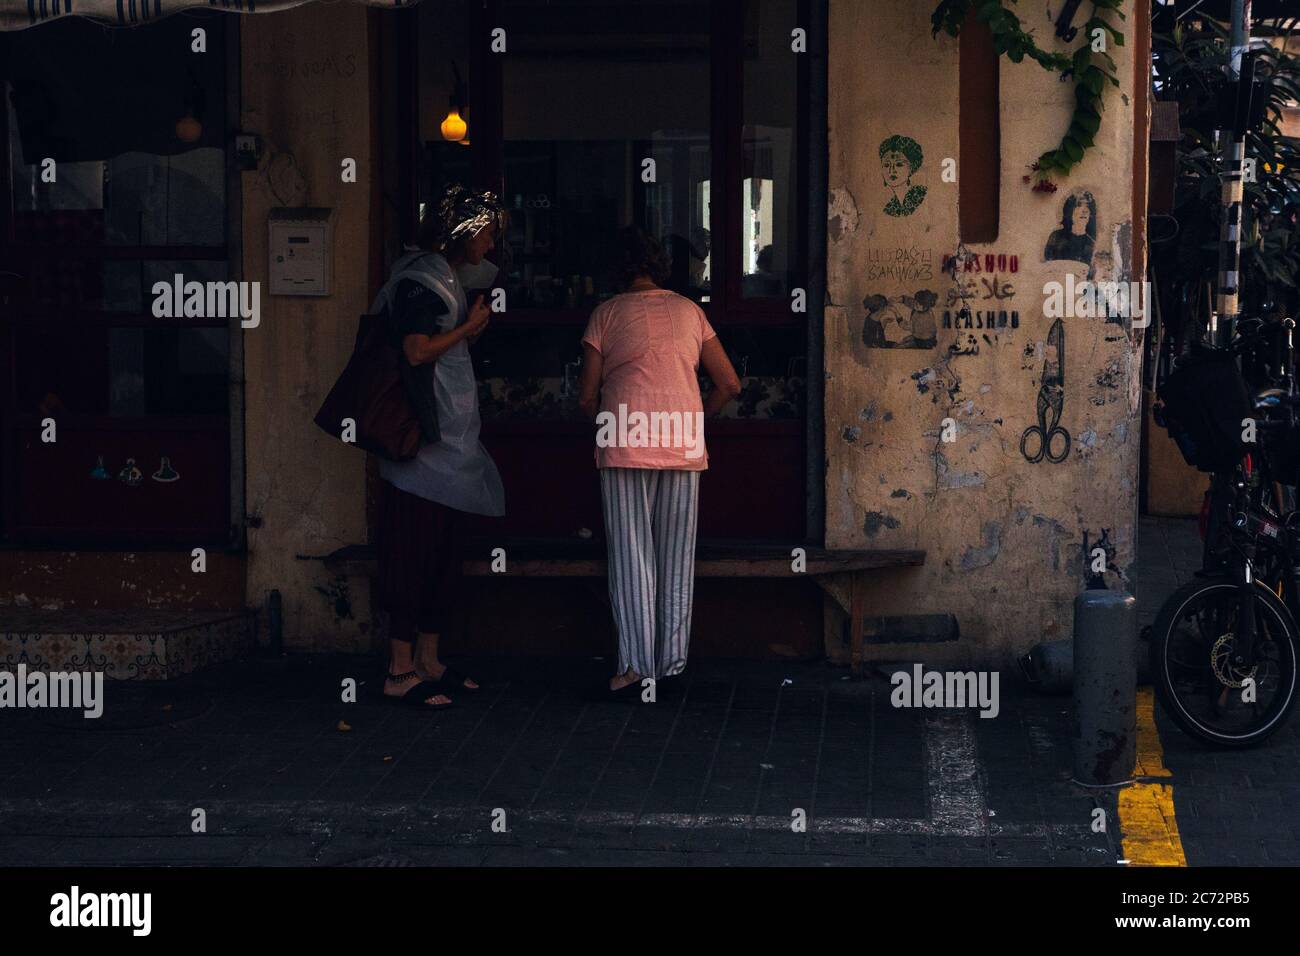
[1134,686,1171,778]
[1120,688,1187,866]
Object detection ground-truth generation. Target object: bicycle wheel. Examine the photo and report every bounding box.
[1150,577,1299,747]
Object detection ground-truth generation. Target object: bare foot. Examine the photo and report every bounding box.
[609,670,642,692]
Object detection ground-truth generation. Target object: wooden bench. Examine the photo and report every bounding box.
[312,538,925,676]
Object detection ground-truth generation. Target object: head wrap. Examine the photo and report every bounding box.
[428,183,507,251]
[878,134,923,173]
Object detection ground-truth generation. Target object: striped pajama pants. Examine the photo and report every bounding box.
[599,467,701,680]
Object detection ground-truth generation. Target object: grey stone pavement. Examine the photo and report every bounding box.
[0,516,1296,867]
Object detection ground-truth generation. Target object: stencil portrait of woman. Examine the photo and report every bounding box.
[879,134,927,217]
[1044,190,1098,277]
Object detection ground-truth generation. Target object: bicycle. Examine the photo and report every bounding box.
[1150,317,1300,747]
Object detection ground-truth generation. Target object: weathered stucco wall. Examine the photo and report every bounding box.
[241,8,375,650]
[825,2,1144,665]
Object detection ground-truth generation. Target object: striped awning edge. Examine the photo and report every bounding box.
[3,0,422,31]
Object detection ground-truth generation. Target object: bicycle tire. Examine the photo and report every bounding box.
[1149,577,1299,748]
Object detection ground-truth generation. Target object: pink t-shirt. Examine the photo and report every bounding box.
[581,289,717,470]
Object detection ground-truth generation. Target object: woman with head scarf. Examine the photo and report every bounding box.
[373,183,507,709]
[878,134,927,217]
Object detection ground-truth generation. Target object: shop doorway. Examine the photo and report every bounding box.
[394,0,824,544]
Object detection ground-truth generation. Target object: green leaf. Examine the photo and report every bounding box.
[1089,17,1126,47]
[1069,124,1096,148]
[1063,137,1085,163]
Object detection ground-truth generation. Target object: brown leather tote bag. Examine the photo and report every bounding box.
[314,314,422,461]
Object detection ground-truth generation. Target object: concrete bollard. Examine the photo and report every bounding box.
[1072,589,1137,787]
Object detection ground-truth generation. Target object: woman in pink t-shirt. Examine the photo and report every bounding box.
[579,227,742,698]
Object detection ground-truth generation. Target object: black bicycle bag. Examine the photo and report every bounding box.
[1157,350,1252,473]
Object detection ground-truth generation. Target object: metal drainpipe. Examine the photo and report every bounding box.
[1211,0,1252,346]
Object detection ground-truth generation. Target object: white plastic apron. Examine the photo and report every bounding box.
[374,252,505,517]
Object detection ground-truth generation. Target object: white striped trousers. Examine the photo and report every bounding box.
[599,467,701,680]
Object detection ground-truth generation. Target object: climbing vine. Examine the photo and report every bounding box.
[931,0,1125,189]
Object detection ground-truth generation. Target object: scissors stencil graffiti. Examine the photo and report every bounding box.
[1020,319,1071,464]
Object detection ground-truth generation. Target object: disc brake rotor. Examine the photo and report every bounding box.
[1211,632,1258,689]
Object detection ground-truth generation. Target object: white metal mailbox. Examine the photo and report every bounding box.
[268,207,334,296]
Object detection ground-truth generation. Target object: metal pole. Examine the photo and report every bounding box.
[1211,0,1252,346]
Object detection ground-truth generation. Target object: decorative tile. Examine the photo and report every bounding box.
[0,610,255,681]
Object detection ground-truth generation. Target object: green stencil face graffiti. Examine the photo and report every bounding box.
[879,135,927,217]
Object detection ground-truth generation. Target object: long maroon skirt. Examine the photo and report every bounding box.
[376,479,466,643]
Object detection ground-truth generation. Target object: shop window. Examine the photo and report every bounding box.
[0,13,233,546]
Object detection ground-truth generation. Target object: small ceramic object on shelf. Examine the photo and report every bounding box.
[117,458,143,486]
[152,456,180,483]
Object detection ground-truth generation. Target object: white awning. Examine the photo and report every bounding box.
[2,0,419,31]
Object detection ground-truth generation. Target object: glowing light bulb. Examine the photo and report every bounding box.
[175,115,203,143]
[440,108,467,142]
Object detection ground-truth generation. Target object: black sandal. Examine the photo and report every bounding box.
[385,671,455,709]
[602,677,653,702]
[435,664,480,692]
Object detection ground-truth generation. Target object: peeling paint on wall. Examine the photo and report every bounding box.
[960,522,1002,571]
[863,510,901,537]
[1030,514,1072,573]
[1082,528,1119,587]
[932,450,985,491]
[1095,359,1122,391]
[828,186,860,242]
